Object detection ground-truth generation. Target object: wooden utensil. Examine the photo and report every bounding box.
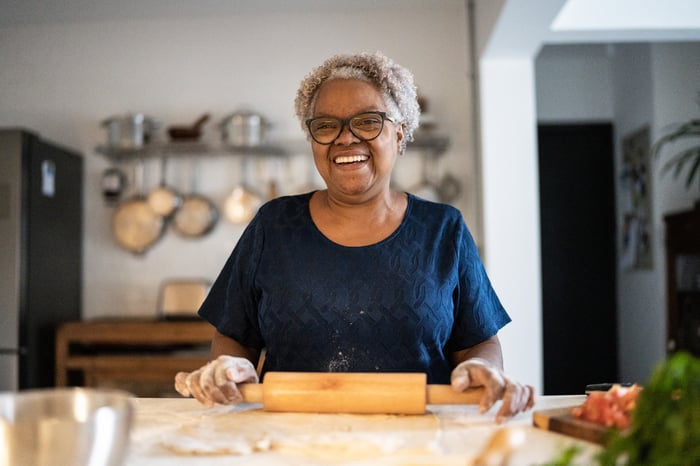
[472,427,526,466]
[235,372,484,415]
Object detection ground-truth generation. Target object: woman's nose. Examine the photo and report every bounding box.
[334,123,359,145]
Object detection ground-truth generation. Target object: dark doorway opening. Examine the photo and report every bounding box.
[538,123,618,395]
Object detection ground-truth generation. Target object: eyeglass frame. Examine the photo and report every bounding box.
[305,111,398,145]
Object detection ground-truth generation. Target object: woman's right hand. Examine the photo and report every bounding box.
[174,355,259,407]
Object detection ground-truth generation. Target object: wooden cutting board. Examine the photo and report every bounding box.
[533,407,611,445]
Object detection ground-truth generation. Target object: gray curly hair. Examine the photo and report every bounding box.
[294,51,420,153]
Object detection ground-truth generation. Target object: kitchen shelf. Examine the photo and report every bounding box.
[408,133,450,156]
[95,134,450,162]
[96,140,289,162]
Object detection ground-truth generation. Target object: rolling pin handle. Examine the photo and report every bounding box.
[426,385,484,405]
[238,383,264,403]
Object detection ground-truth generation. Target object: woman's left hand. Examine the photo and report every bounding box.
[451,358,535,423]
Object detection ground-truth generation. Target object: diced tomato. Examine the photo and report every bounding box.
[572,384,642,430]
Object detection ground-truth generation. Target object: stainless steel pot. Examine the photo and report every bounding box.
[101,113,160,149]
[0,388,133,466]
[220,110,268,147]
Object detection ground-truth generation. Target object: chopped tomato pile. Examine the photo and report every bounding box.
[572,384,643,430]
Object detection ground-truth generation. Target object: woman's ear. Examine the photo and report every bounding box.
[396,123,405,153]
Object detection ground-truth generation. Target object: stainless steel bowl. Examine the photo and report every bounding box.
[0,388,133,466]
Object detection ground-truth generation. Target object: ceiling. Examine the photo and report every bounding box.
[0,0,454,26]
[553,0,700,32]
[485,0,700,58]
[1,0,699,55]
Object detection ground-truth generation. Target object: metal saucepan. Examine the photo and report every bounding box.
[147,157,182,217]
[101,166,127,205]
[112,160,165,254]
[220,110,269,147]
[172,160,218,238]
[101,113,160,149]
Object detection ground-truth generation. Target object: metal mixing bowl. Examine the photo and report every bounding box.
[0,388,133,466]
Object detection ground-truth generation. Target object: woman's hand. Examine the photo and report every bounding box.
[451,358,535,423]
[174,355,259,407]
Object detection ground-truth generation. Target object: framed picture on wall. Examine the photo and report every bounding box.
[620,126,653,270]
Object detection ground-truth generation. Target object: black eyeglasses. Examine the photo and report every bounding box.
[305,111,397,145]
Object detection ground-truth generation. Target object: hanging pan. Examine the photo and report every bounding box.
[111,160,165,254]
[223,155,263,224]
[172,160,219,238]
[147,157,182,217]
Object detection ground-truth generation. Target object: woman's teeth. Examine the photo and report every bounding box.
[334,155,369,164]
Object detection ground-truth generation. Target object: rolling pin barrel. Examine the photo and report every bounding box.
[262,372,427,414]
[237,372,484,415]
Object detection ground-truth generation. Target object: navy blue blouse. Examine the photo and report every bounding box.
[199,192,510,384]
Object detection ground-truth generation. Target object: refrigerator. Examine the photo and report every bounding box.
[0,129,83,390]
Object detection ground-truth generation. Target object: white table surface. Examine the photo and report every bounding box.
[124,395,601,465]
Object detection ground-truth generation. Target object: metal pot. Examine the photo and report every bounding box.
[101,113,160,149]
[220,110,268,147]
[101,166,127,205]
[0,388,133,466]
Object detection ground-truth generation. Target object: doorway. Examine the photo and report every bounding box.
[538,123,618,395]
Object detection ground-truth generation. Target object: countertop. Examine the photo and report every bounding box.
[124,395,601,465]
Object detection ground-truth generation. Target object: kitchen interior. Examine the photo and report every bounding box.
[1,0,700,464]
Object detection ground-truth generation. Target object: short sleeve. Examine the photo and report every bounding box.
[198,214,266,349]
[447,218,511,351]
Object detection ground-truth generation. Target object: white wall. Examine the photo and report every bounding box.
[536,44,614,121]
[0,2,480,319]
[534,41,700,383]
[613,42,700,381]
[610,43,663,383]
[473,0,545,393]
[479,58,543,392]
[649,42,700,210]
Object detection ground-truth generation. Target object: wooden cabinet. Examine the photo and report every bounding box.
[55,320,215,396]
[664,204,700,356]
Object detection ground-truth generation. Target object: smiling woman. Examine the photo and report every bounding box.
[305,78,404,207]
[174,51,535,423]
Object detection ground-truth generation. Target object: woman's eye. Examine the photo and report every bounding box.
[314,121,339,131]
[354,117,381,128]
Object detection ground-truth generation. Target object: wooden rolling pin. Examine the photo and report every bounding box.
[237,372,483,415]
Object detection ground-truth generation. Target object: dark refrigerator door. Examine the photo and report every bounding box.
[0,130,24,390]
[20,132,83,388]
[0,353,19,391]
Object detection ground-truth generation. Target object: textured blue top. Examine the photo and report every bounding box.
[199,192,510,384]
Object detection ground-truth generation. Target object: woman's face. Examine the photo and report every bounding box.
[310,79,403,202]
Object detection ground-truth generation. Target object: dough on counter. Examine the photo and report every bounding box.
[158,408,444,461]
[160,423,271,456]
